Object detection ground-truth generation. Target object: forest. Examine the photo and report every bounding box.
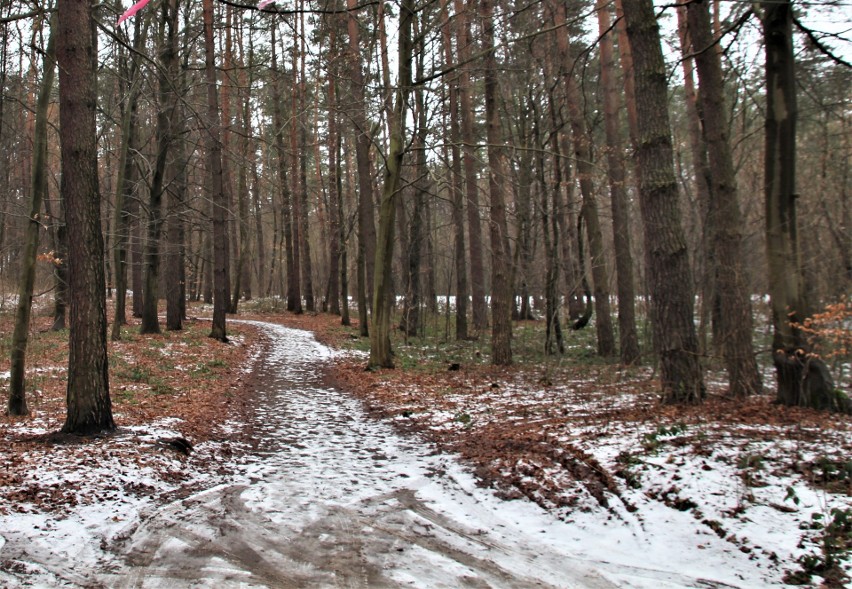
[0,0,851,585]
[1,0,851,423]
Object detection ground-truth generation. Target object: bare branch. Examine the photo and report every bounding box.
[793,16,852,69]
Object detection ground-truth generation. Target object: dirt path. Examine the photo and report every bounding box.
[0,321,754,588]
[98,322,620,588]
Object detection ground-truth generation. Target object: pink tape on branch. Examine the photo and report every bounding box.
[117,0,152,25]
[258,0,275,8]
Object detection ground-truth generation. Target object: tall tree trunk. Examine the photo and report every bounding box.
[327,71,342,316]
[220,6,235,313]
[252,137,265,298]
[141,0,180,335]
[203,0,228,342]
[761,2,841,412]
[622,0,705,403]
[8,17,56,416]
[57,0,114,433]
[481,0,512,366]
[341,134,355,326]
[687,0,761,397]
[324,13,343,316]
[555,125,584,322]
[597,0,640,364]
[165,133,187,332]
[269,22,293,306]
[346,0,376,336]
[455,0,488,331]
[368,0,413,369]
[165,52,189,332]
[288,31,304,314]
[230,21,253,313]
[298,5,315,312]
[676,1,715,357]
[401,34,430,339]
[111,17,147,340]
[441,0,468,340]
[552,0,614,357]
[538,95,564,355]
[514,98,535,323]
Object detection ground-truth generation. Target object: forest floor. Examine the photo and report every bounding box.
[276,310,852,588]
[0,300,849,587]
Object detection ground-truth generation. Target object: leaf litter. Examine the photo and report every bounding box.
[0,307,849,587]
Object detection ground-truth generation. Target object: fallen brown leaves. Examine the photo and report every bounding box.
[0,304,257,513]
[263,312,852,523]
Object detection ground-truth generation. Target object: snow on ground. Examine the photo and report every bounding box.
[0,321,848,587]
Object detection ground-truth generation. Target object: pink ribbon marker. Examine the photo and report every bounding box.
[258,0,275,8]
[117,0,152,25]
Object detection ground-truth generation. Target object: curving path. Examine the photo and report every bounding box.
[103,321,619,588]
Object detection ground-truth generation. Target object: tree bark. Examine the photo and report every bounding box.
[597,0,640,365]
[203,0,228,342]
[454,0,487,332]
[325,16,342,316]
[269,22,293,307]
[8,16,56,416]
[761,2,841,411]
[346,0,376,336]
[141,0,180,335]
[676,2,715,357]
[111,16,147,340]
[57,0,114,433]
[622,0,705,403]
[368,0,413,369]
[297,5,315,312]
[687,0,761,397]
[287,32,304,314]
[441,0,469,340]
[552,0,614,357]
[481,0,512,366]
[230,22,253,313]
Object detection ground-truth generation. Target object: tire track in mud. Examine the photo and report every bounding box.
[105,322,616,588]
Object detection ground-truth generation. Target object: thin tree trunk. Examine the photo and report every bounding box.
[552,0,614,357]
[141,0,180,335]
[230,27,252,313]
[676,2,715,358]
[44,179,67,331]
[346,0,376,336]
[288,32,304,314]
[298,4,315,312]
[203,0,227,342]
[326,16,346,315]
[455,0,487,331]
[538,94,564,355]
[686,0,761,397]
[441,0,468,340]
[269,22,292,306]
[327,84,342,315]
[8,17,56,416]
[481,0,512,366]
[597,0,640,364]
[165,90,188,331]
[111,17,147,340]
[368,0,413,369]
